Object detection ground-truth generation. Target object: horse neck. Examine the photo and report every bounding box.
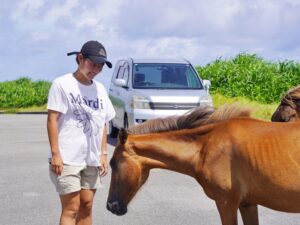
[128,129,206,177]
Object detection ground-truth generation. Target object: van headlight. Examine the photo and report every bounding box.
[131,95,151,109]
[200,95,213,107]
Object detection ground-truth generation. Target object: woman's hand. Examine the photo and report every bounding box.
[50,153,63,176]
[99,154,108,177]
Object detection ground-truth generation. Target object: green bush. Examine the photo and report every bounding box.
[0,77,51,108]
[197,53,300,103]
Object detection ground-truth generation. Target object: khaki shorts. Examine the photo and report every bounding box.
[49,164,101,195]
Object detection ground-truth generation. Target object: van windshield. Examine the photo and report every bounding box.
[132,63,203,89]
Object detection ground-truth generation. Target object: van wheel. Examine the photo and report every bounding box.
[108,121,119,138]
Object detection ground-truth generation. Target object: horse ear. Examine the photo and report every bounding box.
[271,106,281,121]
[118,128,128,145]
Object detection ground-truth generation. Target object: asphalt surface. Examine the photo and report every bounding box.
[0,114,299,225]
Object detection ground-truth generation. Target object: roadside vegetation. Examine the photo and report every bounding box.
[196,53,300,103]
[1,53,299,120]
[0,77,50,110]
[212,93,278,121]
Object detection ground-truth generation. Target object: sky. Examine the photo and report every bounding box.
[1,0,300,85]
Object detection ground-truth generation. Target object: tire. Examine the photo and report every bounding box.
[108,120,119,138]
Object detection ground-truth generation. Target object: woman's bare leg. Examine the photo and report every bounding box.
[59,191,80,225]
[76,189,96,225]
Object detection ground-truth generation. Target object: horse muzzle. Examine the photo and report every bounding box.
[106,200,127,216]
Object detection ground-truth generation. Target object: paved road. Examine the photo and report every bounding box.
[0,115,299,225]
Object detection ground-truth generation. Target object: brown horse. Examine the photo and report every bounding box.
[272,85,300,122]
[106,105,300,225]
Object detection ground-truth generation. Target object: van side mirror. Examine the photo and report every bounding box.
[114,79,128,88]
[203,80,211,93]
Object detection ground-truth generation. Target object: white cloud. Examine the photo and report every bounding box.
[1,0,300,81]
[73,0,123,35]
[77,17,99,28]
[30,31,50,41]
[132,37,201,59]
[11,0,44,21]
[44,0,79,24]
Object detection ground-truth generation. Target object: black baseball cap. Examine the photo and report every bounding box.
[67,40,112,68]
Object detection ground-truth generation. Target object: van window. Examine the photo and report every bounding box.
[116,62,129,84]
[132,63,203,89]
[123,64,129,83]
[116,66,125,79]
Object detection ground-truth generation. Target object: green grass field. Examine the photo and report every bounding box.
[212,93,278,121]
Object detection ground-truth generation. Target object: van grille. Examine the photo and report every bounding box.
[149,102,200,110]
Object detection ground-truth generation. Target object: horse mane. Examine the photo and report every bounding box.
[281,85,300,109]
[127,103,252,134]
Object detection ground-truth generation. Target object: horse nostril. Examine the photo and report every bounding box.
[107,201,120,213]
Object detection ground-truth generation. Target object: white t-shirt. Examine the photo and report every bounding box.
[47,73,116,166]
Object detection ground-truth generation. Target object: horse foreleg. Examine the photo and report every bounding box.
[215,200,238,225]
[239,204,259,225]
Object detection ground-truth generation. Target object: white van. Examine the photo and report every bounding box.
[108,58,212,137]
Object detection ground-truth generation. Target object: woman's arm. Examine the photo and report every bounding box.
[99,125,109,177]
[47,109,63,175]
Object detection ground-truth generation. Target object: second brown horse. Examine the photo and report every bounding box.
[272,84,300,122]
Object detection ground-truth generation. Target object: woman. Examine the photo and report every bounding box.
[47,40,115,225]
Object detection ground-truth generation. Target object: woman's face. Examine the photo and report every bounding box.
[78,54,104,81]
